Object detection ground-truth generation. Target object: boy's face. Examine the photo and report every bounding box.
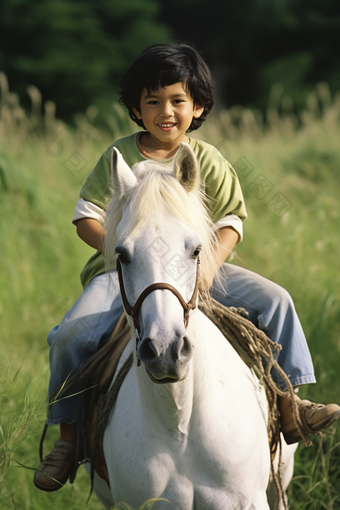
[133,82,204,149]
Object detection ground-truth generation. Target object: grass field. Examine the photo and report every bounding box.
[1,76,340,509]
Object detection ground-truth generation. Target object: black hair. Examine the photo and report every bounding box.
[119,43,215,132]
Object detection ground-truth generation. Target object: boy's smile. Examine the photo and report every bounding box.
[133,82,204,158]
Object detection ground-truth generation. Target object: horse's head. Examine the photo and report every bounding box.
[105,144,218,383]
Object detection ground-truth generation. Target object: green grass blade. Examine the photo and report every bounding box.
[12,459,62,486]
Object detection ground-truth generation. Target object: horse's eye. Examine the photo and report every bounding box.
[192,247,201,259]
[117,253,128,264]
[115,250,129,265]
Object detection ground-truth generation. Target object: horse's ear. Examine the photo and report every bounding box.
[111,147,137,194]
[173,143,200,192]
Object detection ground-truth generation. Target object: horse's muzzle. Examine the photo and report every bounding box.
[138,334,194,382]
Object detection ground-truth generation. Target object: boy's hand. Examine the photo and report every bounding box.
[199,226,239,291]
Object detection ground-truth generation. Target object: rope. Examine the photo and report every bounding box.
[199,296,313,510]
[199,297,311,442]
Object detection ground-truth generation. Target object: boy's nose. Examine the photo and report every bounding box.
[160,102,173,117]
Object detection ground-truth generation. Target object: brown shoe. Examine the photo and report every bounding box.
[282,399,340,445]
[33,441,75,492]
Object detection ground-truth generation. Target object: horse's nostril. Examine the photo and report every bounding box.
[138,337,158,363]
[181,336,194,360]
[172,335,194,362]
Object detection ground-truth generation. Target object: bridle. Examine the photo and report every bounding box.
[116,256,201,342]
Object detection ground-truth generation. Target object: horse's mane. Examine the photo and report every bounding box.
[104,159,219,284]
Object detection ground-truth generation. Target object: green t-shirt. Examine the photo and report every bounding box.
[79,132,247,289]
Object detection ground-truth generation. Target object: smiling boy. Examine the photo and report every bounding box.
[134,82,204,159]
[34,43,340,492]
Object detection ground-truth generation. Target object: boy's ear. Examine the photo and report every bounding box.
[111,148,137,195]
[132,107,143,120]
[193,104,204,118]
[173,143,200,192]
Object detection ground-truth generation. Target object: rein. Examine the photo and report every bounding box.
[116,256,200,340]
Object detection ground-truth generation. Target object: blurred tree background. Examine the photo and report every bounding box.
[0,0,167,119]
[0,0,339,120]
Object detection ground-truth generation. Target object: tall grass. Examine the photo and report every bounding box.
[1,74,339,509]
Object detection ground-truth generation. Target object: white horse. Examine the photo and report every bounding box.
[87,144,296,510]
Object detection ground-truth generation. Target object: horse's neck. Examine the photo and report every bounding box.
[135,310,231,437]
[137,365,195,439]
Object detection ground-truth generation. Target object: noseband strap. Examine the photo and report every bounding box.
[116,257,200,332]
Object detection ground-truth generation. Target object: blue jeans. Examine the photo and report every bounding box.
[46,263,315,425]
